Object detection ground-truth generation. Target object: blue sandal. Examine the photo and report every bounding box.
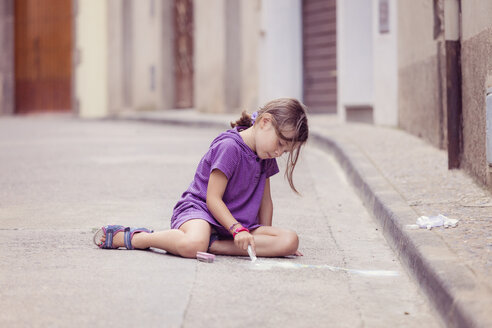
[123,227,154,250]
[93,225,154,249]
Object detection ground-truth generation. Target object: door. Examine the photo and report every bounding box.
[302,0,337,113]
[14,0,72,114]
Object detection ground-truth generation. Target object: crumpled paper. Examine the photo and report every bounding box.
[406,214,459,230]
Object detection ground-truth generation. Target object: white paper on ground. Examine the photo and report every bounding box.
[406,214,459,230]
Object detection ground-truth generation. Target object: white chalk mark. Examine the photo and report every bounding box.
[247,260,399,277]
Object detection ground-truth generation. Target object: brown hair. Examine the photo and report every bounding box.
[231,98,309,194]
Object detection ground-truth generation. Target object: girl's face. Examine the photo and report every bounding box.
[255,115,296,159]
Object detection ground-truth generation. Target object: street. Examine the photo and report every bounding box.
[0,116,440,327]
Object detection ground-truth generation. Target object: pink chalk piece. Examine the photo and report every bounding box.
[196,251,215,263]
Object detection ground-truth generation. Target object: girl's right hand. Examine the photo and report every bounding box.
[234,231,255,253]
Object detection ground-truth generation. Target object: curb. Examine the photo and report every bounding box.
[309,130,483,328]
[114,113,487,328]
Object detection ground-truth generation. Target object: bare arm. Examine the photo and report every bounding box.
[258,178,273,226]
[206,169,256,251]
[206,169,237,232]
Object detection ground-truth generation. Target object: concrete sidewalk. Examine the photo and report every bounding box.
[117,109,492,328]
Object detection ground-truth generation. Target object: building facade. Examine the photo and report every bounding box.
[397,0,492,191]
[0,0,491,192]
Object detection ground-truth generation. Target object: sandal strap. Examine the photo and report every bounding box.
[104,230,114,248]
[101,225,125,249]
[123,227,153,250]
[123,227,132,249]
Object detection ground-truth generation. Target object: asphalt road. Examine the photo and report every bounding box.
[0,116,441,327]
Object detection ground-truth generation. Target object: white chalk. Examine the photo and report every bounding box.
[247,245,257,262]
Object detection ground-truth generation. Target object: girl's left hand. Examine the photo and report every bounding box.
[294,250,303,256]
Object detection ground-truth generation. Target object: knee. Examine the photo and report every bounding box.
[280,229,299,255]
[178,238,209,258]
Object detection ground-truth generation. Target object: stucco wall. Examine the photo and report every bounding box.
[225,0,241,112]
[132,0,160,111]
[398,0,445,148]
[337,0,374,121]
[107,0,125,115]
[75,0,109,118]
[240,0,261,113]
[372,0,398,126]
[193,0,226,113]
[194,0,301,113]
[77,0,173,116]
[460,1,492,191]
[194,0,243,113]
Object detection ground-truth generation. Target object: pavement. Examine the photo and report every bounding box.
[0,114,443,327]
[115,108,492,328]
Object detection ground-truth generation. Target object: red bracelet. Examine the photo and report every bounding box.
[233,227,249,238]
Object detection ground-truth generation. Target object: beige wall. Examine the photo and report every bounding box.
[193,0,243,114]
[194,0,302,114]
[398,1,438,67]
[115,0,174,112]
[225,0,241,112]
[461,0,492,40]
[107,0,125,115]
[398,0,445,148]
[194,0,227,113]
[240,0,261,113]
[75,0,109,118]
[76,0,174,117]
[337,0,374,121]
[397,0,492,191]
[132,0,159,111]
[460,1,492,191]
[372,0,398,126]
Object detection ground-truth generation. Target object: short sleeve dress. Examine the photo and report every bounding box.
[170,127,279,237]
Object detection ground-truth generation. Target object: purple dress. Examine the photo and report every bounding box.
[171,127,279,237]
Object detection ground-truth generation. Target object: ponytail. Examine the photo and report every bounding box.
[230,110,253,128]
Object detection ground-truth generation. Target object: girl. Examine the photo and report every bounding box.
[94,98,309,258]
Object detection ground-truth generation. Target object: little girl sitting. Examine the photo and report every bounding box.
[94,98,309,258]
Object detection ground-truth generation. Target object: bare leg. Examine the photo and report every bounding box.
[99,219,211,258]
[132,230,186,255]
[208,226,299,257]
